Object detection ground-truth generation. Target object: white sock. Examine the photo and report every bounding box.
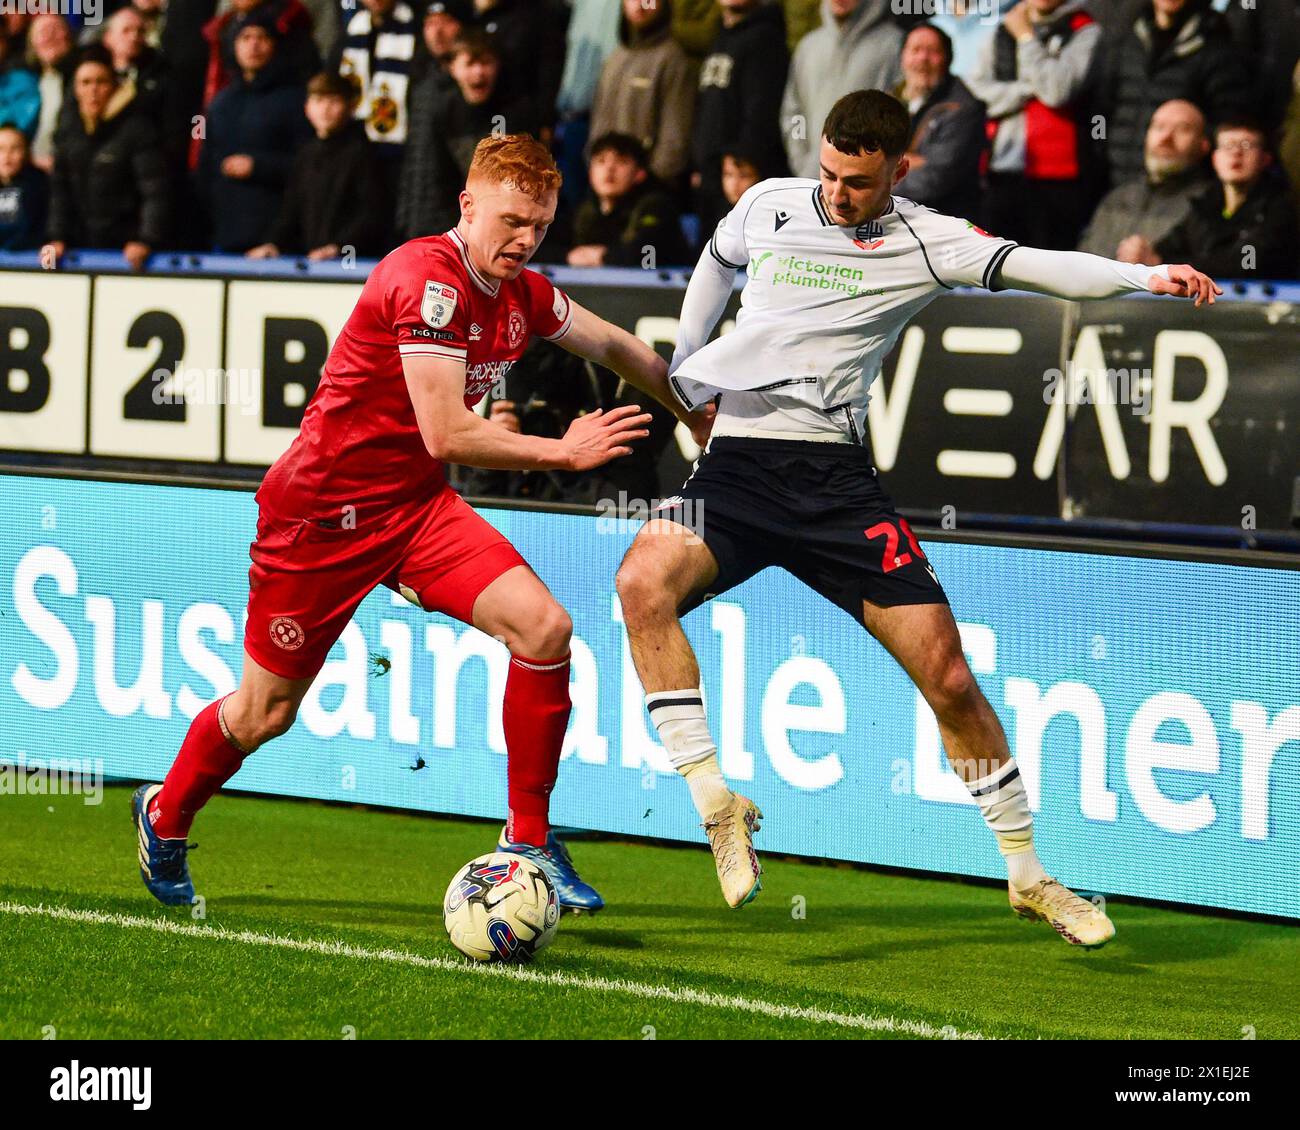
[646,689,733,818]
[965,758,1047,889]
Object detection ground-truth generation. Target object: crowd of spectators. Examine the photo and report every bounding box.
[0,0,1297,281]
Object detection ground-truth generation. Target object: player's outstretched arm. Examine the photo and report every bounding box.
[995,246,1223,306]
[402,352,653,472]
[557,299,715,447]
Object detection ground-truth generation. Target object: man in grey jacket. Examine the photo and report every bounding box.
[1077,98,1214,261]
[964,0,1102,249]
[781,0,903,179]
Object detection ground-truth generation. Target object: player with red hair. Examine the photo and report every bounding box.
[133,134,713,912]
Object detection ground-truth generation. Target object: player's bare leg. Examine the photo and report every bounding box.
[616,520,763,908]
[133,652,314,905]
[469,564,603,911]
[860,598,1115,948]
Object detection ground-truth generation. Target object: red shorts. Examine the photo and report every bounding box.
[244,486,527,680]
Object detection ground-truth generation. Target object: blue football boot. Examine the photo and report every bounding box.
[497,828,605,913]
[131,784,196,907]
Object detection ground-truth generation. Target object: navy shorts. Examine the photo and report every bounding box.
[656,436,947,624]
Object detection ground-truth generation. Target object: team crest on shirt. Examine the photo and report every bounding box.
[853,221,885,251]
[421,281,458,328]
[507,308,526,349]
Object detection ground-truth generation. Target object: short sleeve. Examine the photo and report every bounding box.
[522,269,573,341]
[385,247,471,364]
[910,209,1018,290]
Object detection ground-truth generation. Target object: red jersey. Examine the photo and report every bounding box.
[258,229,573,522]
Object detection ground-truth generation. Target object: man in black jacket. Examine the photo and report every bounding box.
[246,70,385,259]
[43,49,169,269]
[691,0,789,237]
[567,132,690,269]
[1150,118,1300,280]
[198,17,311,253]
[1100,0,1252,188]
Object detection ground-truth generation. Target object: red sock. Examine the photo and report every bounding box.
[503,653,571,847]
[148,695,248,839]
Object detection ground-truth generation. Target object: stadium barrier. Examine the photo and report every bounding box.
[0,256,1297,538]
[2,470,1297,919]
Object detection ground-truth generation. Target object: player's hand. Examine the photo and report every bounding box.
[246,243,279,259]
[307,244,341,261]
[489,399,521,433]
[560,405,653,471]
[686,402,716,448]
[1150,264,1222,307]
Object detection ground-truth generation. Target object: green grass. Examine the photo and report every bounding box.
[1,785,1296,1039]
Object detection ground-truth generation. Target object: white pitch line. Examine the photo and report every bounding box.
[0,900,990,1040]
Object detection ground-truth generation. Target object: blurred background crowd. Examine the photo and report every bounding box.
[1,0,1297,505]
[0,0,1298,279]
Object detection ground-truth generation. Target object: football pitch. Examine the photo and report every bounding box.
[1,785,1296,1041]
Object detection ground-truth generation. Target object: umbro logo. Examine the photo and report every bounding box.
[469,323,483,340]
[774,211,791,232]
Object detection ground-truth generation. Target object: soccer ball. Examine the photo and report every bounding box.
[443,853,560,963]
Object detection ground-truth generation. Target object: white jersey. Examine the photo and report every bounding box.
[670,178,1019,444]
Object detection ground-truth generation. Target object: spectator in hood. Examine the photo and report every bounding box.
[692,0,789,236]
[893,22,987,218]
[44,49,169,269]
[590,0,696,190]
[965,0,1102,249]
[247,70,385,259]
[782,1,904,179]
[202,0,319,111]
[198,18,311,252]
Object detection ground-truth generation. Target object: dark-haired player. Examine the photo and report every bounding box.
[617,90,1220,944]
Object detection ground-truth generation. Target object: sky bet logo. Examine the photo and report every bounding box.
[50,1061,151,1110]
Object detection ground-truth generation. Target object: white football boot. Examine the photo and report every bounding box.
[702,794,763,908]
[1009,877,1116,948]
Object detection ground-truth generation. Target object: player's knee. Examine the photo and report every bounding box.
[515,600,571,658]
[928,655,980,720]
[615,556,667,620]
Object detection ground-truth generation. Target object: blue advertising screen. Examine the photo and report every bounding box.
[2,473,1298,918]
